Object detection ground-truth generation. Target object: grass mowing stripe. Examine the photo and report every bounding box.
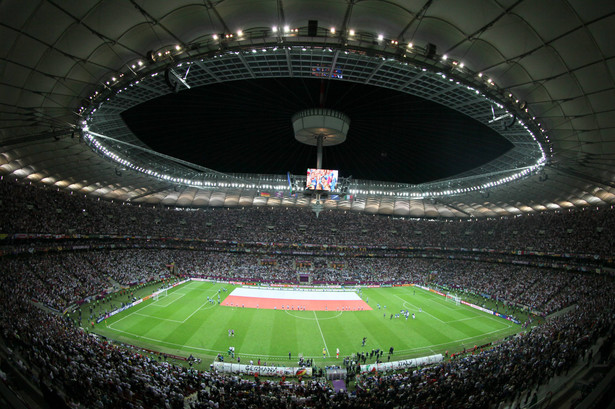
[94,283,523,366]
[103,326,221,354]
[181,299,215,323]
[107,302,152,329]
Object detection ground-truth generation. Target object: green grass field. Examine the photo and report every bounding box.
[93,280,521,366]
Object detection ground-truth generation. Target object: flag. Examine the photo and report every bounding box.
[287,171,293,196]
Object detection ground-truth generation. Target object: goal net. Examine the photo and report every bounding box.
[153,288,168,301]
[447,293,461,306]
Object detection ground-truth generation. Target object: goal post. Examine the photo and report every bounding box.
[447,293,461,306]
[153,288,168,301]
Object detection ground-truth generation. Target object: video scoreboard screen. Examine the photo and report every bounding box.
[306,168,338,191]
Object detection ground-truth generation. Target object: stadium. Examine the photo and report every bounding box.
[0,1,614,408]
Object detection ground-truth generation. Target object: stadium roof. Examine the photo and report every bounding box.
[120,78,514,185]
[1,0,614,218]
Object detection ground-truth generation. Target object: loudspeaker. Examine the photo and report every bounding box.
[308,20,318,37]
[504,114,517,130]
[146,50,156,64]
[425,43,437,59]
[164,69,180,93]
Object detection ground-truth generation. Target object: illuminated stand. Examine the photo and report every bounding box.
[292,108,350,217]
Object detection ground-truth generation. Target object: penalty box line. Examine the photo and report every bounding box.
[180,287,223,323]
[394,294,446,323]
[109,286,218,329]
[150,292,186,307]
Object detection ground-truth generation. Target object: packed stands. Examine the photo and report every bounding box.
[1,179,614,408]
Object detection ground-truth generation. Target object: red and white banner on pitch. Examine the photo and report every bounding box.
[221,287,372,311]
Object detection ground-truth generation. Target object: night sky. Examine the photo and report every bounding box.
[121,78,512,184]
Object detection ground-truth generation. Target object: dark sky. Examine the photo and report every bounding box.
[121,78,512,184]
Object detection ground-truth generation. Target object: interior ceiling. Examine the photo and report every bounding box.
[1,0,615,218]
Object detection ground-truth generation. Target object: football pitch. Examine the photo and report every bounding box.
[94,280,521,365]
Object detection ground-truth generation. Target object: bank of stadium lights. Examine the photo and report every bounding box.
[84,33,550,193]
[271,25,297,35]
[82,129,289,190]
[346,162,545,199]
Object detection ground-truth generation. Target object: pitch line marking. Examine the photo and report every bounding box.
[401,299,512,328]
[133,312,184,323]
[101,318,515,361]
[103,283,517,361]
[102,326,221,354]
[102,321,515,361]
[426,295,515,327]
[413,289,520,327]
[103,326,327,360]
[107,307,142,329]
[399,292,514,327]
[284,310,343,320]
[393,323,514,355]
[131,303,218,327]
[421,295,459,312]
[110,288,218,328]
[173,287,222,323]
[180,297,217,323]
[402,301,449,323]
[150,292,186,307]
[395,295,445,323]
[447,299,518,326]
[447,316,481,323]
[401,302,481,325]
[313,311,330,357]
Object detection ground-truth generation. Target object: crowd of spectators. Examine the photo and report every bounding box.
[1,179,615,408]
[3,253,108,310]
[351,298,612,409]
[2,248,597,316]
[428,261,594,315]
[1,251,612,408]
[2,180,615,257]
